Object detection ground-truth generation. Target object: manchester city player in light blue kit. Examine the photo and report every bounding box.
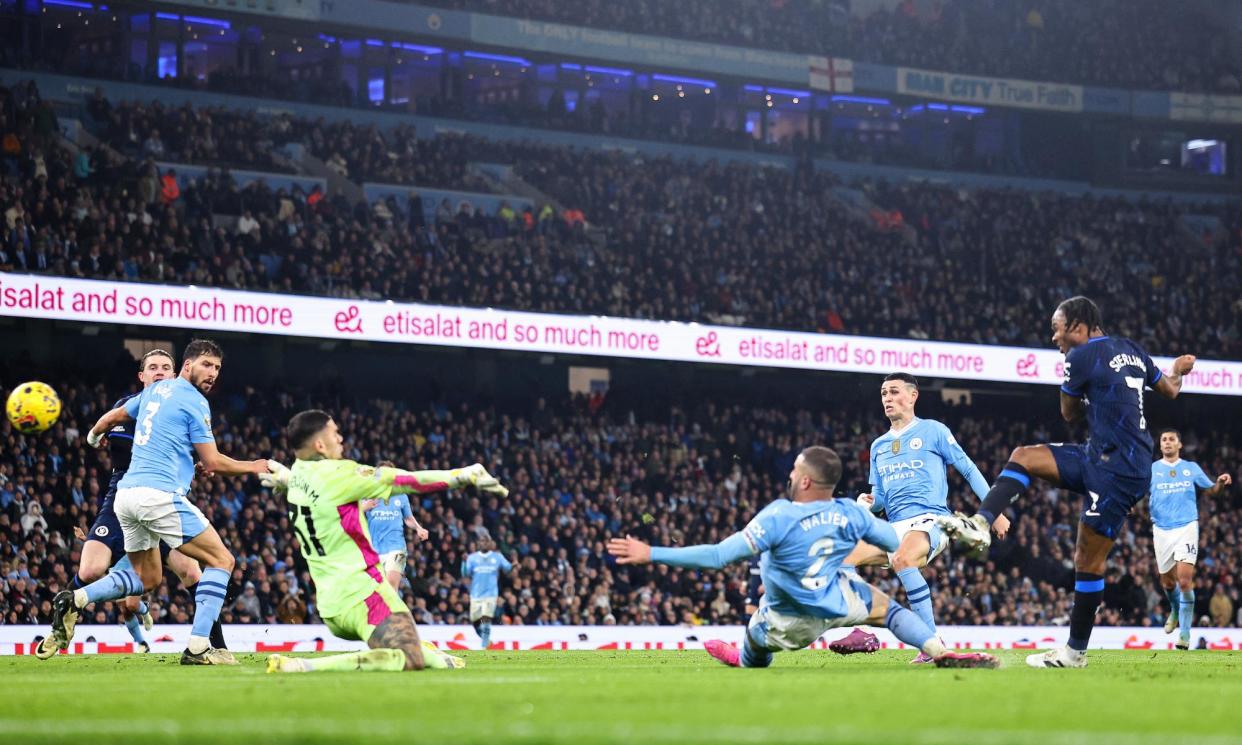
[830,373,1001,662]
[462,538,513,649]
[363,464,429,591]
[608,446,999,670]
[1149,428,1231,649]
[49,339,272,665]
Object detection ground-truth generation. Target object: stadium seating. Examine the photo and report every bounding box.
[408,0,1242,94]
[1,368,1239,630]
[4,85,1241,358]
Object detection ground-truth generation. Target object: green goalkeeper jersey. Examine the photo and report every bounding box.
[285,458,394,618]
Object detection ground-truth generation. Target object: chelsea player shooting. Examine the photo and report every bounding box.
[829,373,1003,662]
[1149,428,1232,650]
[938,297,1196,668]
[608,446,999,670]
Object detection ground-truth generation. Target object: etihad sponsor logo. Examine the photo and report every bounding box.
[877,460,925,476]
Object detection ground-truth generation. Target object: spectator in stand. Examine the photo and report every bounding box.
[6,96,1241,359]
[2,369,1239,630]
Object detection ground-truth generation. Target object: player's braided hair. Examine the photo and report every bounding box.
[1057,296,1103,334]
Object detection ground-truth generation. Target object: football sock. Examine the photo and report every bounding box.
[884,602,939,654]
[739,633,773,668]
[1068,572,1104,652]
[304,649,408,672]
[123,613,146,645]
[1164,587,1180,621]
[71,574,85,590]
[210,620,228,650]
[1178,589,1195,640]
[978,462,1030,524]
[897,567,936,634]
[138,600,149,616]
[188,567,229,654]
[78,567,143,607]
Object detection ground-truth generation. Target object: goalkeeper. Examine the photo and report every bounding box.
[263,408,509,674]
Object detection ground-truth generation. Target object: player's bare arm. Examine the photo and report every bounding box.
[193,440,270,476]
[1153,354,1196,399]
[1060,391,1087,423]
[1204,472,1233,498]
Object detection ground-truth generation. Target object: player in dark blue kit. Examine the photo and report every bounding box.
[34,350,205,659]
[938,296,1196,668]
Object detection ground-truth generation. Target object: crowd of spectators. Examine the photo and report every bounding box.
[417,0,1242,95]
[6,90,1241,359]
[2,364,1240,634]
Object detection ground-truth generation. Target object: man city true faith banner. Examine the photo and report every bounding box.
[897,67,1083,112]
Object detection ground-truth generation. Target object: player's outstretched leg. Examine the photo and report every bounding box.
[1028,523,1114,669]
[703,639,741,667]
[1176,587,1194,650]
[870,589,998,669]
[1161,575,1180,635]
[121,597,150,653]
[270,612,463,673]
[702,633,773,669]
[171,524,238,665]
[940,446,1060,551]
[827,545,885,655]
[40,561,146,658]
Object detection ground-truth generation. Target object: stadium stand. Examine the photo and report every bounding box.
[410,0,1242,94]
[1,365,1240,630]
[4,84,1240,357]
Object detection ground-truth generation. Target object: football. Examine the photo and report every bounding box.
[5,381,62,434]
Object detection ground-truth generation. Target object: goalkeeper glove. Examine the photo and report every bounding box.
[454,463,509,498]
[261,460,291,493]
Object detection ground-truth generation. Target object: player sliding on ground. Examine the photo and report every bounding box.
[608,446,999,670]
[264,409,508,673]
[937,296,1195,668]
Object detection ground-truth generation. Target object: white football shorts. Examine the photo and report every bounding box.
[746,570,871,651]
[1153,520,1199,574]
[114,486,208,552]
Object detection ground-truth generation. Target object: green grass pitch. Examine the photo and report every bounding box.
[3,650,1241,744]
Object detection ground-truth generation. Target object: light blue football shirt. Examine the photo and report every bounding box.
[462,551,512,599]
[1149,459,1212,530]
[869,418,990,522]
[119,377,214,496]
